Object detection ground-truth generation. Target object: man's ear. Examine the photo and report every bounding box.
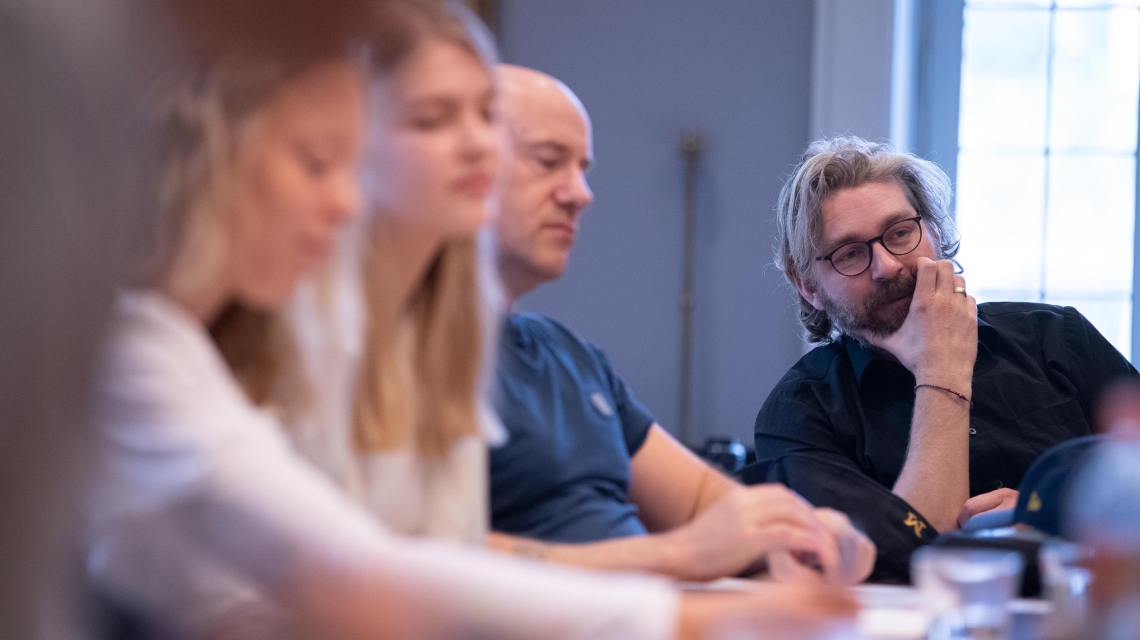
[790,271,825,311]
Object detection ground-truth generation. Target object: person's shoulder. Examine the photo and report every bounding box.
[978,300,1069,317]
[508,312,622,380]
[977,301,1079,332]
[105,290,211,371]
[764,341,846,400]
[785,341,846,382]
[511,311,596,351]
[756,341,846,436]
[100,289,245,416]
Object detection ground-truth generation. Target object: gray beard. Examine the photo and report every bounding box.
[818,269,916,346]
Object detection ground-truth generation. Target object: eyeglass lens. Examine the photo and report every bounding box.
[831,218,922,276]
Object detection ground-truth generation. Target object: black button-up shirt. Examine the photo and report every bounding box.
[754,302,1137,506]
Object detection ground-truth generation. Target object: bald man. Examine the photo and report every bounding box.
[485,65,876,584]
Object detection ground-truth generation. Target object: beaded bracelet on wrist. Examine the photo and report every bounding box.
[914,383,973,409]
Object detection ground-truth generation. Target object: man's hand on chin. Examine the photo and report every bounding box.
[956,488,1020,529]
[867,257,978,392]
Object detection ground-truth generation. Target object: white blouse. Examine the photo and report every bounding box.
[84,290,678,640]
[286,273,497,546]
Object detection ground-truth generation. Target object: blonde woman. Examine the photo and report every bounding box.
[352,0,502,545]
[282,0,501,546]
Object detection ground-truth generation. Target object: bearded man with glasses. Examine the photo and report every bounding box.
[751,136,1137,580]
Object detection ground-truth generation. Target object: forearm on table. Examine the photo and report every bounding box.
[891,388,971,533]
[376,534,679,640]
[628,424,743,532]
[690,467,741,517]
[488,530,686,577]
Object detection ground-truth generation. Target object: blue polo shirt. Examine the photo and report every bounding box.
[489,312,656,543]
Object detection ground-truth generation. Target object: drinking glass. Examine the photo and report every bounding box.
[1038,541,1092,639]
[912,547,1024,640]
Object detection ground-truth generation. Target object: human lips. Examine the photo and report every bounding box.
[299,235,334,262]
[885,295,910,310]
[541,221,577,243]
[866,273,916,317]
[453,172,493,198]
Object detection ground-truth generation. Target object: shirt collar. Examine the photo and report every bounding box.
[841,316,998,385]
[841,336,880,384]
[505,312,531,349]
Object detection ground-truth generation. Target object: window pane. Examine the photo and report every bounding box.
[1044,155,1137,295]
[959,9,1052,151]
[1041,297,1132,357]
[1056,1,1140,8]
[1049,9,1140,152]
[956,154,1047,293]
[967,1,1051,7]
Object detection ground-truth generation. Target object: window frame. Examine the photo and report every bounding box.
[905,0,1140,361]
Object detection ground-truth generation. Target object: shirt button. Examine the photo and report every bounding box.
[969,428,977,435]
[995,480,1004,489]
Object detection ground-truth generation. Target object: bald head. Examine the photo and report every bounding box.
[494,64,595,300]
[498,64,592,151]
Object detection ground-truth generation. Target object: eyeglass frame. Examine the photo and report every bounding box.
[814,216,925,277]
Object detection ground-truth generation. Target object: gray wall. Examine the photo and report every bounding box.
[499,0,815,446]
[811,0,895,143]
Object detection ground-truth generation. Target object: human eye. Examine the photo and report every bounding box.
[528,145,565,171]
[884,220,918,249]
[296,145,333,178]
[833,244,867,267]
[410,113,445,130]
[533,152,565,171]
[535,155,560,170]
[407,102,453,131]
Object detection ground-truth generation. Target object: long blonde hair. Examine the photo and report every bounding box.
[353,0,500,458]
[133,0,367,408]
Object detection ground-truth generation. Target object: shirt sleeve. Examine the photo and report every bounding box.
[751,371,936,582]
[754,373,853,464]
[753,366,913,491]
[591,344,656,456]
[92,418,680,640]
[87,301,679,640]
[1061,305,1140,418]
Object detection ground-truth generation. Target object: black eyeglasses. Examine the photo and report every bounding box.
[815,216,924,277]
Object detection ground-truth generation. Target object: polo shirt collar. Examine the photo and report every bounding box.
[841,316,998,385]
[506,312,532,349]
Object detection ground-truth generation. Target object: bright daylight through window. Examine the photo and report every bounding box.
[955,0,1140,358]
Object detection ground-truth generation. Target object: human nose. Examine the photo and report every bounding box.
[553,169,593,215]
[868,241,904,281]
[328,170,362,225]
[458,112,497,163]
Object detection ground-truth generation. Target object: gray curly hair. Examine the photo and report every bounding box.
[774,136,959,343]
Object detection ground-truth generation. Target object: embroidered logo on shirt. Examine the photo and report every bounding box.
[589,392,614,417]
[904,512,926,538]
[1027,491,1042,513]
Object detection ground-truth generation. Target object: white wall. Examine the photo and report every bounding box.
[810,0,897,143]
